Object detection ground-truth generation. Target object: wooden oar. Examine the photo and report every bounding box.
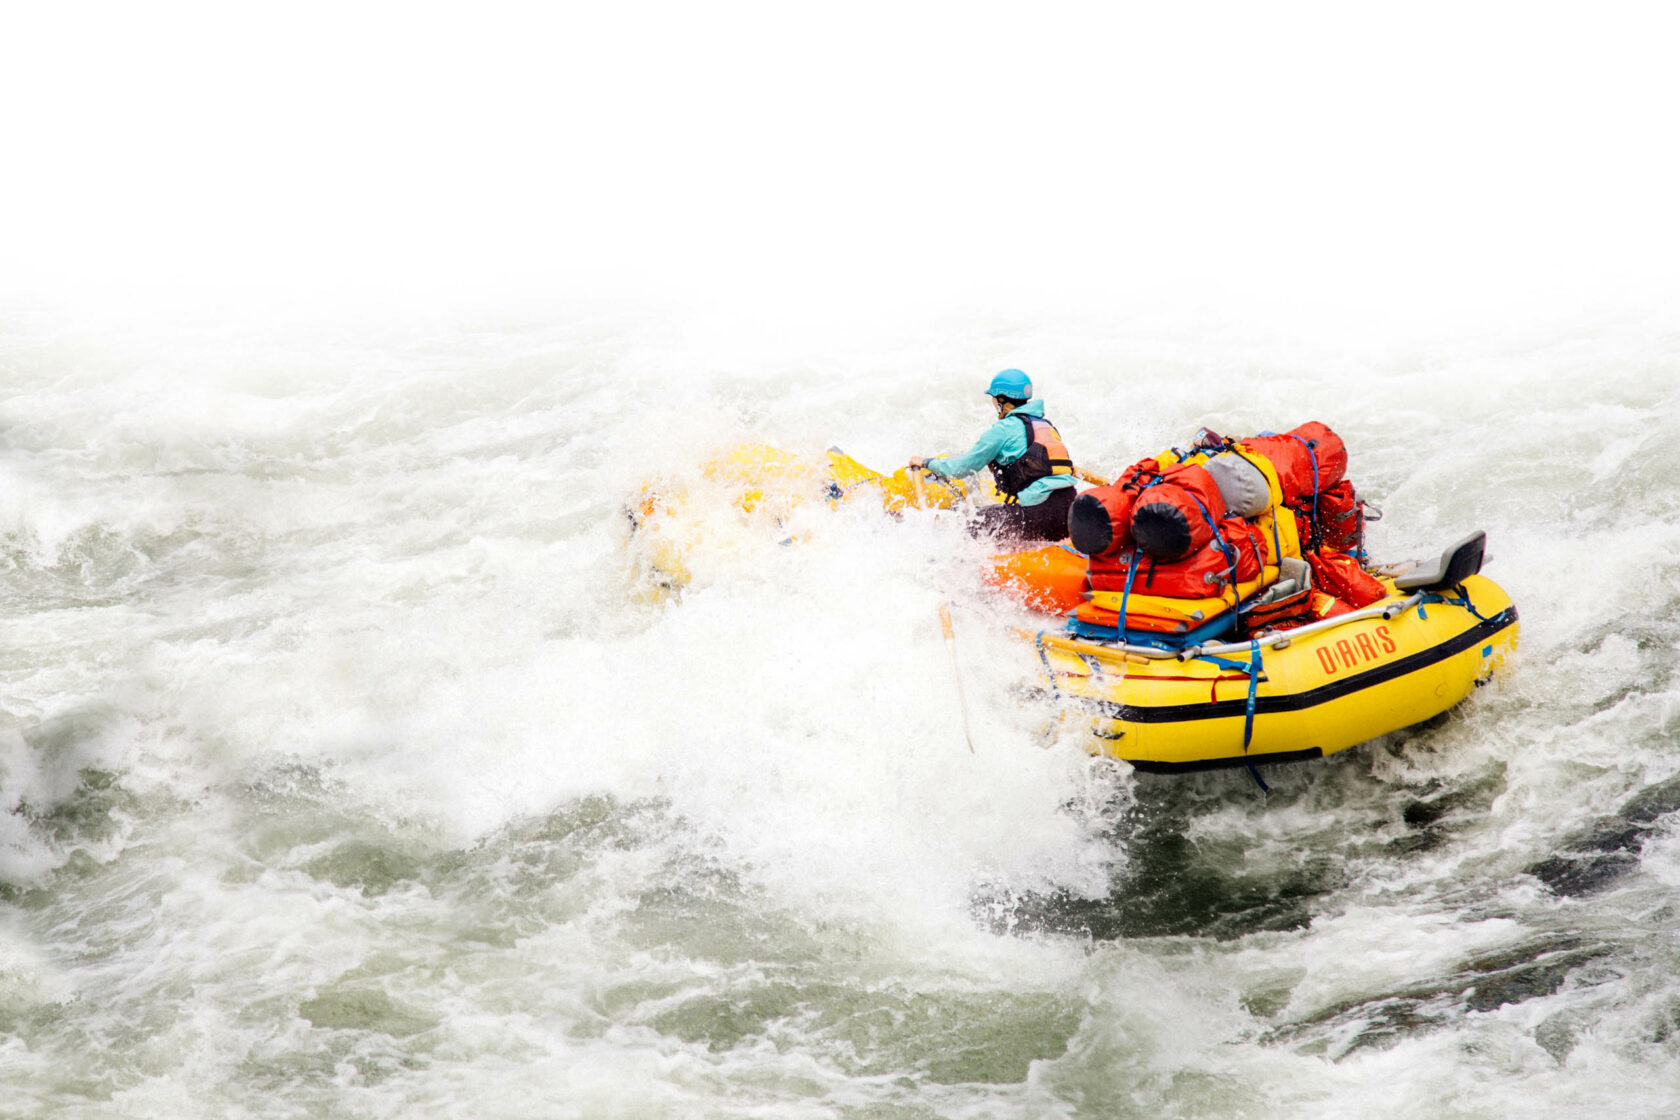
[1073,465,1109,487]
[938,602,975,753]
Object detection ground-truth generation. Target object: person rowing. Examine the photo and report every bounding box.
[909,369,1079,543]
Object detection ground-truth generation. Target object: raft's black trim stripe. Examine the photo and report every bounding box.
[1130,748,1325,774]
[1081,606,1518,725]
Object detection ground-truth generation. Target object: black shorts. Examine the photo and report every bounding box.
[971,485,1076,545]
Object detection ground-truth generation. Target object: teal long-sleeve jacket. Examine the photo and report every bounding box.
[924,398,1075,507]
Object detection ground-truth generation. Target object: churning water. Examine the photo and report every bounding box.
[2,301,1679,1118]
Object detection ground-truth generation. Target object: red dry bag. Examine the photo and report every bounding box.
[1127,463,1228,561]
[1307,549,1387,608]
[1241,422,1348,505]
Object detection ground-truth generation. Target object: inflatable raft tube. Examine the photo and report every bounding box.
[1032,565,1519,773]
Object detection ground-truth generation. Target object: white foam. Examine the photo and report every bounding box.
[4,299,1680,1113]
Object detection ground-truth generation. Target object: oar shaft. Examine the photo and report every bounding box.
[938,602,976,753]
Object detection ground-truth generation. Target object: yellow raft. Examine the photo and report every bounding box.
[1033,534,1520,772]
[628,444,1521,775]
[625,442,983,588]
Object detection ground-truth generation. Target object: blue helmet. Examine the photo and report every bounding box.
[986,369,1032,401]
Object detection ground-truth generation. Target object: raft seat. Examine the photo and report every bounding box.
[1394,531,1486,592]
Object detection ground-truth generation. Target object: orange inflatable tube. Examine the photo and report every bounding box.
[983,543,1089,615]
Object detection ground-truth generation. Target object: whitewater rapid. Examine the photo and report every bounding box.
[2,302,1678,1118]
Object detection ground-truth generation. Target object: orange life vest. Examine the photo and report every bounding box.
[990,414,1074,500]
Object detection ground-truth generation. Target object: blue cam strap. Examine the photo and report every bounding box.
[1195,638,1269,792]
[1240,638,1266,791]
[1187,492,1240,592]
[1190,638,1264,753]
[1117,545,1142,628]
[1242,639,1261,752]
[1420,585,1490,621]
[1287,434,1321,551]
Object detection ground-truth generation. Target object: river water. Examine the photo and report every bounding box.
[2,301,1678,1118]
